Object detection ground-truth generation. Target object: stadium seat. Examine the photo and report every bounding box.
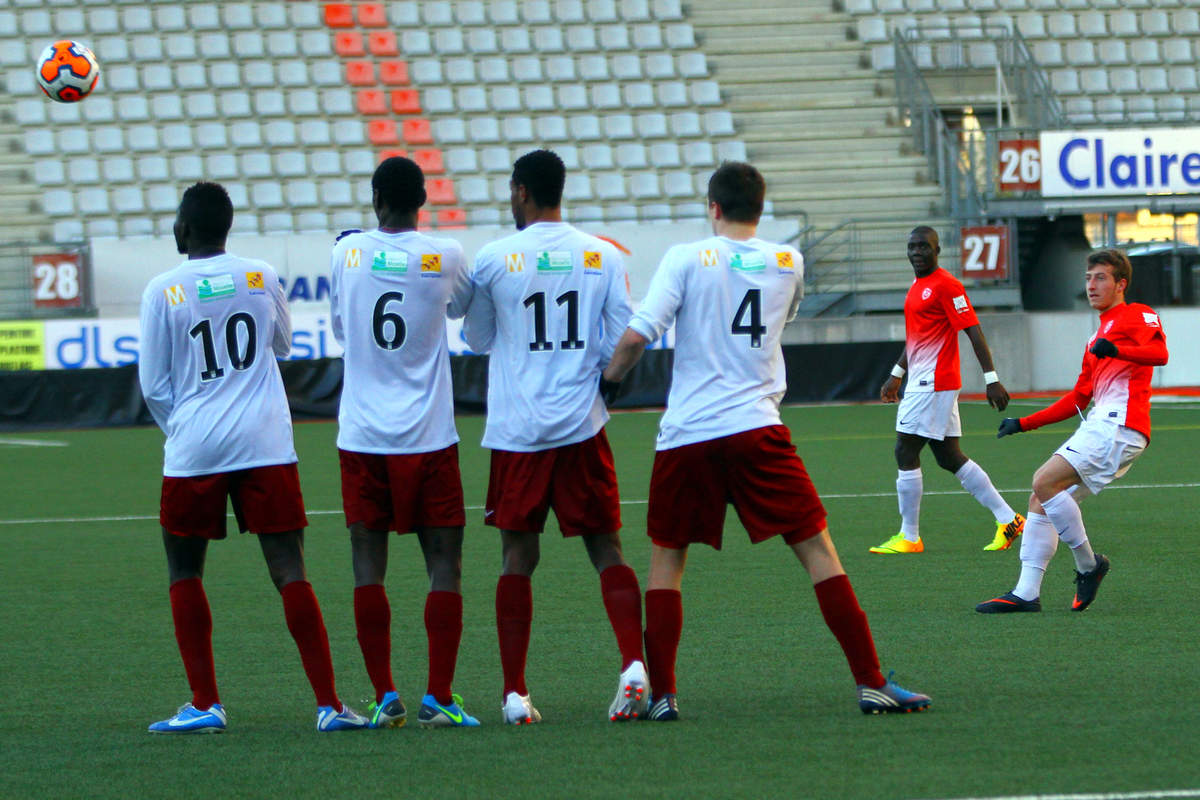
[1095,97,1124,123]
[380,61,410,85]
[612,53,643,79]
[391,89,422,114]
[1047,12,1076,37]
[578,55,610,80]
[1172,9,1200,36]
[1158,95,1186,121]
[401,118,433,145]
[1015,12,1045,37]
[670,111,702,137]
[664,23,696,48]
[195,123,227,149]
[286,181,320,209]
[1129,40,1160,65]
[1167,66,1198,92]
[68,158,100,185]
[401,30,433,55]
[523,85,555,110]
[503,117,535,141]
[682,140,714,166]
[300,120,333,145]
[704,110,735,135]
[648,141,682,167]
[1139,67,1168,92]
[324,4,354,27]
[503,28,534,52]
[346,61,375,86]
[457,87,487,112]
[161,125,193,151]
[591,83,623,109]
[358,3,387,26]
[534,26,566,52]
[564,173,594,201]
[334,32,365,57]
[595,173,626,199]
[434,28,465,54]
[445,148,479,172]
[567,25,600,51]
[240,153,271,180]
[477,147,508,172]
[447,59,477,83]
[657,82,689,107]
[233,32,265,58]
[456,0,488,24]
[490,0,520,23]
[467,28,500,53]
[588,0,619,22]
[625,82,658,107]
[135,156,168,182]
[458,177,491,203]
[600,24,631,49]
[436,209,468,229]
[423,88,454,112]
[604,114,636,139]
[433,118,467,143]
[1080,68,1109,93]
[1065,40,1096,65]
[636,112,669,138]
[1162,39,1193,64]
[858,18,889,43]
[556,0,587,22]
[633,24,664,49]
[368,120,400,145]
[570,115,603,140]
[629,172,659,199]
[1140,10,1169,36]
[617,143,648,168]
[423,0,454,24]
[427,179,456,205]
[651,0,682,15]
[265,120,297,146]
[537,115,570,140]
[389,1,421,26]
[644,53,675,79]
[301,31,333,56]
[1109,11,1138,36]
[1098,40,1129,65]
[172,156,205,182]
[310,151,343,175]
[583,143,615,169]
[255,92,287,117]
[370,31,400,56]
[718,141,748,161]
[412,60,444,83]
[1051,69,1080,94]
[377,148,408,163]
[491,86,523,111]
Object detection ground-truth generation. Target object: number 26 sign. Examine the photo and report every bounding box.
[960,226,1008,281]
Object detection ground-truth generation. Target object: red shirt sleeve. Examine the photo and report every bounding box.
[1020,351,1094,431]
[1113,306,1168,366]
[938,276,979,331]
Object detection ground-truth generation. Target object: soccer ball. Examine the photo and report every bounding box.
[36,40,100,103]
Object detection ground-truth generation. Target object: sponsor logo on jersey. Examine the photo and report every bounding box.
[537,250,573,272]
[952,294,969,313]
[245,271,265,294]
[1142,311,1160,327]
[196,274,236,303]
[372,250,408,273]
[164,284,187,308]
[505,253,525,273]
[345,248,361,269]
[776,251,794,271]
[700,249,719,267]
[921,287,933,301]
[1103,320,1113,333]
[583,250,602,273]
[421,253,442,276]
[730,252,766,273]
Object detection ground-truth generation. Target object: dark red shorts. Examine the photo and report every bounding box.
[160,463,308,540]
[646,425,827,550]
[339,445,466,533]
[485,429,621,536]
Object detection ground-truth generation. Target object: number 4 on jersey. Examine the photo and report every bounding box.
[731,289,765,348]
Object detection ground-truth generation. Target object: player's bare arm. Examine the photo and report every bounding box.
[963,324,1009,412]
[603,329,650,384]
[880,348,908,403]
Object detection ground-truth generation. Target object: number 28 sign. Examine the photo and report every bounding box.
[960,226,1009,281]
[32,252,83,309]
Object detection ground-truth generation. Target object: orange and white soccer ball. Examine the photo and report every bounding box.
[36,40,100,103]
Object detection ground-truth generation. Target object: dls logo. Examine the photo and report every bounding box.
[506,253,525,273]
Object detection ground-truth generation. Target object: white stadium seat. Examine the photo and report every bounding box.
[570,115,603,139]
[566,25,599,50]
[300,120,332,146]
[617,143,648,168]
[682,140,715,166]
[195,123,228,149]
[564,174,593,201]
[310,151,342,175]
[629,172,659,199]
[537,115,570,140]
[578,55,610,80]
[604,114,636,139]
[583,143,615,169]
[650,141,682,167]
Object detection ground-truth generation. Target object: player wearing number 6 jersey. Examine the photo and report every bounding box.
[603,162,929,719]
[139,182,366,734]
[463,149,648,725]
[328,157,480,728]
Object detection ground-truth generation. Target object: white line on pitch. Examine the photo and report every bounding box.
[0,482,1195,527]
[917,789,1200,800]
[0,437,69,447]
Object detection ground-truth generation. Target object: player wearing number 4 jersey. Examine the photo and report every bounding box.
[603,162,930,718]
[977,249,1168,614]
[139,182,366,734]
[329,157,480,728]
[463,150,648,724]
[874,226,1023,555]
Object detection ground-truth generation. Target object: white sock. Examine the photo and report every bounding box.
[1012,512,1058,601]
[1041,490,1097,573]
[955,459,1015,524]
[896,468,922,541]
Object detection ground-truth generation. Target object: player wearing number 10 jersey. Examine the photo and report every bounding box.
[463,149,648,725]
[603,163,930,719]
[139,182,365,734]
[328,157,479,728]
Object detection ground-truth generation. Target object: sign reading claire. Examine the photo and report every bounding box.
[1041,128,1200,197]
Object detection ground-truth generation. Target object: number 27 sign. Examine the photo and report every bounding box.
[960,226,1008,281]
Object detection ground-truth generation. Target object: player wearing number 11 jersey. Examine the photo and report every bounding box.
[463,149,648,725]
[139,182,365,734]
[603,163,930,719]
[329,157,479,728]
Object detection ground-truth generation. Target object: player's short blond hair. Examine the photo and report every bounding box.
[1087,249,1132,289]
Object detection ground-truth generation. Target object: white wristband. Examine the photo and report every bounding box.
[983,371,999,385]
[890,364,906,378]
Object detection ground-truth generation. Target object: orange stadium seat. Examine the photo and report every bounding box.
[378,149,409,162]
[324,4,354,27]
[412,148,444,173]
[367,119,400,144]
[380,60,410,85]
[436,208,467,228]
[417,209,432,226]
[368,31,399,56]
[357,90,388,114]
[427,178,456,204]
[358,3,388,26]
[334,32,364,56]
[345,61,375,85]
[391,89,422,113]
[402,118,434,144]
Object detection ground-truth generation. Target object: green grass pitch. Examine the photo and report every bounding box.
[1,401,1199,799]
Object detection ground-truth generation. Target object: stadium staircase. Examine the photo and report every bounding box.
[0,96,47,244]
[687,0,951,303]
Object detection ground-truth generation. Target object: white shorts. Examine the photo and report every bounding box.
[895,390,961,441]
[1055,418,1147,496]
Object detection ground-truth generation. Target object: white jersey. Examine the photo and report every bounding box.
[629,235,804,450]
[138,253,296,477]
[464,221,632,452]
[330,229,472,454]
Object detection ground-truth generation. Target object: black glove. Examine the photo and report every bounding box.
[335,228,362,244]
[1089,338,1118,359]
[599,377,621,406]
[997,418,1022,438]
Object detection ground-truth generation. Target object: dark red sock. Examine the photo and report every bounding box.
[600,564,645,669]
[169,577,220,710]
[425,591,463,705]
[280,580,340,707]
[353,584,395,703]
[643,589,682,697]
[495,574,532,698]
[813,574,885,689]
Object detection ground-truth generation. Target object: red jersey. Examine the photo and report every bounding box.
[903,268,979,392]
[1020,302,1168,440]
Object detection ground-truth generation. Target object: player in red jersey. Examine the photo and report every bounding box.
[872,226,1024,555]
[977,249,1168,613]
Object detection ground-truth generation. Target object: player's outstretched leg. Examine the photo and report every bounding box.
[585,535,649,721]
[950,457,1022,550]
[977,509,1055,613]
[416,527,479,727]
[643,545,687,721]
[872,468,924,553]
[350,525,404,727]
